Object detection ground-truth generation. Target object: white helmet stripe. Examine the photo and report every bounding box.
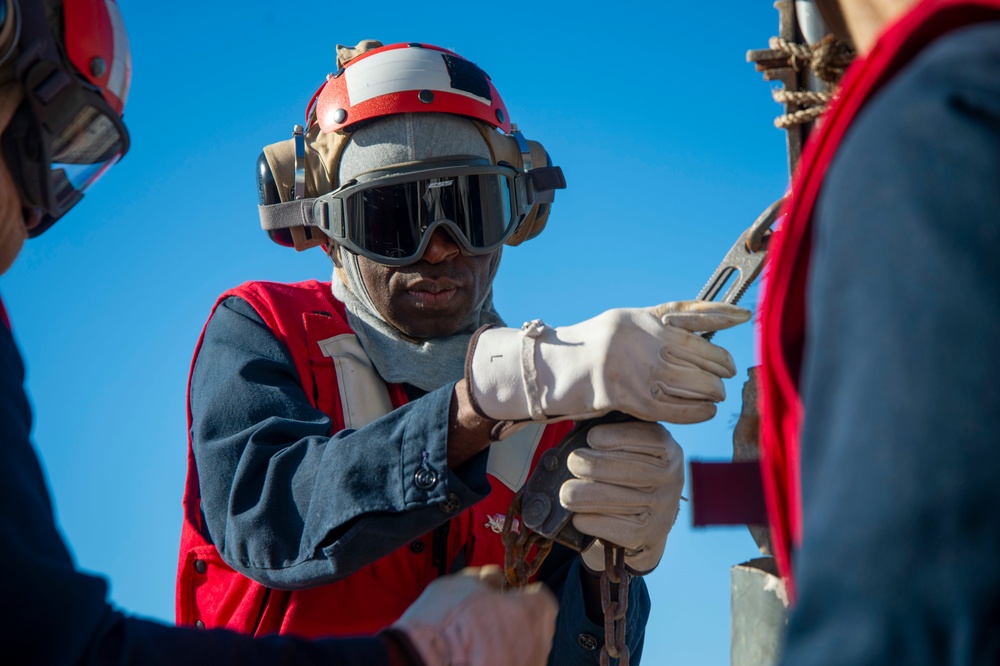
[344,47,491,107]
[103,0,131,105]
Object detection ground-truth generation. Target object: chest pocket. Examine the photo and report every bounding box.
[312,329,543,491]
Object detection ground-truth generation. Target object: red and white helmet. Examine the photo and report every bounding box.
[0,0,131,235]
[63,0,131,113]
[256,41,566,253]
[308,42,512,135]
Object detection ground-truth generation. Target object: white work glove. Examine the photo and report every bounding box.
[466,301,750,435]
[391,565,558,666]
[559,421,684,575]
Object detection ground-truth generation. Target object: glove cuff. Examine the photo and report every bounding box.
[580,541,606,573]
[580,540,663,577]
[467,321,550,423]
[463,325,520,440]
[379,627,429,666]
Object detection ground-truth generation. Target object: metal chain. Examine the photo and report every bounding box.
[599,544,631,666]
[503,490,631,664]
[501,489,554,591]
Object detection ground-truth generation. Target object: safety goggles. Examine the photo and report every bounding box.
[312,160,534,265]
[3,87,129,236]
[0,0,130,236]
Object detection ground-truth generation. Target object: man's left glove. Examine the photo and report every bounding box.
[560,420,684,575]
[389,565,558,666]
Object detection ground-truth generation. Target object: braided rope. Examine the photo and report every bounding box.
[772,88,832,106]
[773,105,825,129]
[769,36,812,68]
[764,35,854,128]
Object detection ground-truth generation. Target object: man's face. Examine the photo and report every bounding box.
[357,227,499,339]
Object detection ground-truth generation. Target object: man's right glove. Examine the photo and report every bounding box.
[466,301,751,434]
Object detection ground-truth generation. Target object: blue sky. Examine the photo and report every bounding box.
[2,2,792,663]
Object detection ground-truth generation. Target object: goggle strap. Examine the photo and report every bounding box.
[527,165,566,204]
[258,197,346,247]
[258,198,320,232]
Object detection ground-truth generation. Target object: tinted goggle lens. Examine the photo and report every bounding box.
[53,105,124,164]
[12,96,129,236]
[341,172,515,262]
[49,102,125,202]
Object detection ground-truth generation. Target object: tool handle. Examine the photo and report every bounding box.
[520,411,635,551]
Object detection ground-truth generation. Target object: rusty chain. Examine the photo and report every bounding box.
[501,489,554,591]
[599,543,631,666]
[503,489,632,665]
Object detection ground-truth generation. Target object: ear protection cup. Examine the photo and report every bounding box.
[255,151,292,246]
[472,121,556,246]
[258,122,351,251]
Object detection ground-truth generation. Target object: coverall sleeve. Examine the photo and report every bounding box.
[540,545,651,665]
[0,307,393,666]
[780,23,1000,666]
[190,296,492,589]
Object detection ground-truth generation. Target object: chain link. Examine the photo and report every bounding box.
[501,489,554,591]
[503,490,631,664]
[598,544,631,666]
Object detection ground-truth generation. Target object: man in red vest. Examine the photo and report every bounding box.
[178,40,751,662]
[757,0,1000,663]
[0,3,562,664]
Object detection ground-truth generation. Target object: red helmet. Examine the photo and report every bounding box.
[0,0,131,236]
[308,42,512,135]
[63,0,131,114]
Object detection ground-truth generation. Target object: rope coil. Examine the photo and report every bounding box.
[764,34,854,128]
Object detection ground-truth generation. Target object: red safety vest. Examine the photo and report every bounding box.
[758,0,1000,602]
[176,279,573,637]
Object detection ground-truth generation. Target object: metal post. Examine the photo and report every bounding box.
[731,557,789,666]
[729,368,789,666]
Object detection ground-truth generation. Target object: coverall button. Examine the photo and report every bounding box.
[193,559,207,574]
[410,540,425,554]
[195,620,205,629]
[414,467,437,489]
[440,493,461,513]
[577,633,599,651]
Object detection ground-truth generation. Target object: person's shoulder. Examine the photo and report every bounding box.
[219,280,350,330]
[837,20,1000,177]
[890,20,1000,120]
[226,279,333,300]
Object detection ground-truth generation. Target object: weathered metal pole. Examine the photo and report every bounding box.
[729,367,789,666]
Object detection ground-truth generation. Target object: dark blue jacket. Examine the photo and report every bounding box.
[0,298,393,664]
